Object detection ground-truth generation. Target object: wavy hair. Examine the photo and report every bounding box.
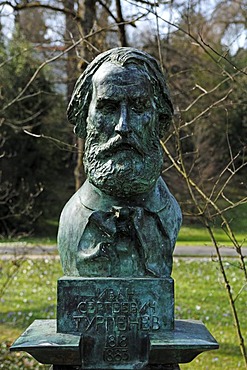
[67,47,173,139]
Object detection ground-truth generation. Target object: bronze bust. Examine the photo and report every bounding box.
[58,47,182,278]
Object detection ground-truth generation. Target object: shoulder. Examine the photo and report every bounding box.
[57,183,94,275]
[58,183,94,243]
[156,177,182,246]
[59,189,83,222]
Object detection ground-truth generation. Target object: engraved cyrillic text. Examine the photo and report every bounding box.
[72,287,161,332]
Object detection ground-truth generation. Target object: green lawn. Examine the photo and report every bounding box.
[177,202,247,246]
[177,225,247,246]
[1,203,247,248]
[174,258,246,369]
[1,224,246,248]
[0,257,246,369]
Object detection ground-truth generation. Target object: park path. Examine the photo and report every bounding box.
[0,242,246,259]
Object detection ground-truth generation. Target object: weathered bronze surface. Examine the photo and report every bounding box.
[10,47,218,369]
[10,320,81,365]
[56,277,174,368]
[57,277,174,334]
[58,47,182,278]
[55,47,185,367]
[10,319,218,366]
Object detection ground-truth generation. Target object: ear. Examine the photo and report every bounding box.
[74,121,87,139]
[158,113,172,138]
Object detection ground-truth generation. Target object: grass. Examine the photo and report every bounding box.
[177,225,247,246]
[1,203,246,248]
[0,236,57,246]
[1,225,246,248]
[174,258,246,369]
[177,202,247,246]
[0,257,246,369]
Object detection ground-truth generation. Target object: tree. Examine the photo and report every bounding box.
[0,2,246,364]
[0,31,67,236]
[69,0,97,190]
[137,3,247,365]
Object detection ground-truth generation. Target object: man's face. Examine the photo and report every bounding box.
[84,62,163,197]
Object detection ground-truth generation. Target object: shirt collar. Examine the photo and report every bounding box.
[78,177,170,213]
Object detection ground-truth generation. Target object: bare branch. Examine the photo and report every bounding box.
[0,1,79,20]
[0,38,83,113]
[23,130,80,153]
[161,138,247,278]
[181,73,240,113]
[128,0,247,77]
[199,33,247,76]
[182,89,233,128]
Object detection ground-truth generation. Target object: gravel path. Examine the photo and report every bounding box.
[0,243,246,258]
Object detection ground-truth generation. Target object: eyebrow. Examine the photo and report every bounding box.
[96,91,150,101]
[96,97,117,103]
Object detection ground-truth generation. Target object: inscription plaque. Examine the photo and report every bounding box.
[57,277,174,368]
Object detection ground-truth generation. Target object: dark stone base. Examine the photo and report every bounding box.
[11,319,218,368]
[144,365,180,370]
[51,366,180,370]
[51,367,80,370]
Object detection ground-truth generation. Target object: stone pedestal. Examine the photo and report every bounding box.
[10,319,217,368]
[10,277,218,369]
[51,366,181,369]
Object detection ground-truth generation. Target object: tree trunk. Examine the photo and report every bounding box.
[73,0,96,191]
[63,0,96,191]
[63,0,79,103]
[116,0,128,46]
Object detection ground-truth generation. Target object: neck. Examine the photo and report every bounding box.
[78,178,160,211]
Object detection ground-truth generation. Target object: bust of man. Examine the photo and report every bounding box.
[58,47,182,278]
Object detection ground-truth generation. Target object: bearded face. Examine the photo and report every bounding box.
[83,62,164,198]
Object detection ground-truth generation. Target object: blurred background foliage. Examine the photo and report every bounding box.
[0,1,246,369]
[0,0,246,237]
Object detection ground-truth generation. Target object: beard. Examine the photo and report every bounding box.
[84,130,163,198]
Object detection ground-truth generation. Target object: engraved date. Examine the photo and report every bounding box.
[103,334,129,363]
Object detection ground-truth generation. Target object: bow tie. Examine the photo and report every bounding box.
[90,206,138,237]
[77,206,172,277]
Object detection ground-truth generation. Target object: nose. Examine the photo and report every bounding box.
[115,103,131,136]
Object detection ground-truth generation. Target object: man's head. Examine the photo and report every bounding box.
[67,48,173,197]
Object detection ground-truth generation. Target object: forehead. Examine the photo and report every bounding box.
[91,61,153,98]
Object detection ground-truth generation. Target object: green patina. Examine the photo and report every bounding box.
[58,47,182,279]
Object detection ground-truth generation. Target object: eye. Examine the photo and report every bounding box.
[97,99,117,114]
[130,98,151,113]
[104,102,117,113]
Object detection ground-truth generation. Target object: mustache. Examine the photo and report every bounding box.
[95,135,147,158]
